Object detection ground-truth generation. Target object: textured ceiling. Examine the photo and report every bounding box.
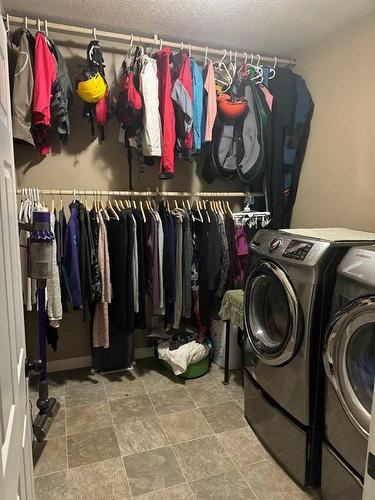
[3,0,375,57]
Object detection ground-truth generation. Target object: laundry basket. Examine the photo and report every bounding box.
[159,350,210,379]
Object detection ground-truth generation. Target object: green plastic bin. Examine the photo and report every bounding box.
[159,350,210,379]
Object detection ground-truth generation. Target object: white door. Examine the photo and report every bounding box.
[0,16,35,500]
[363,388,375,499]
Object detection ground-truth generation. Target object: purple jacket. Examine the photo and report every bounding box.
[63,202,82,309]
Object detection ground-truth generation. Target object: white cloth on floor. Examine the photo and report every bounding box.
[158,340,209,375]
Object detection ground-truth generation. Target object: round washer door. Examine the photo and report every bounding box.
[324,296,375,438]
[244,260,301,366]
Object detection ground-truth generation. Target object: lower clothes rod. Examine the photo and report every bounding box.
[16,189,264,198]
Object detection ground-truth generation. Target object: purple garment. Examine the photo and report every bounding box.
[151,211,160,306]
[63,202,82,309]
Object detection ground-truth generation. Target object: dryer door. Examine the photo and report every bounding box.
[324,296,375,438]
[244,260,301,366]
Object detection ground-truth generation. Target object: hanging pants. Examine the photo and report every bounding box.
[156,48,176,179]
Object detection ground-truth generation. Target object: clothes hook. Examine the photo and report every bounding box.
[180,41,184,51]
[44,20,48,37]
[250,53,254,65]
[205,46,208,65]
[130,33,133,48]
[159,38,163,50]
[24,16,28,30]
[256,54,261,67]
[243,52,248,64]
[93,27,97,40]
[37,19,41,32]
[188,43,191,57]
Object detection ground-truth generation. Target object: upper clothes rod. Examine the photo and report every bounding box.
[6,14,295,66]
[16,189,264,198]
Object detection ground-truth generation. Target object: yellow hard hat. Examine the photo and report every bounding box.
[77,73,106,103]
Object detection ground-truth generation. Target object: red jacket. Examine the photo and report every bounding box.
[155,48,176,179]
[32,32,57,155]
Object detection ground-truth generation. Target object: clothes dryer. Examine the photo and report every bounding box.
[321,246,375,500]
[243,229,375,488]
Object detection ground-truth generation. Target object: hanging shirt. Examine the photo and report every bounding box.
[171,51,193,159]
[172,208,184,328]
[139,55,162,157]
[93,211,111,348]
[63,202,82,309]
[204,60,217,142]
[32,32,57,155]
[155,48,176,179]
[130,214,139,314]
[12,28,35,146]
[190,58,203,151]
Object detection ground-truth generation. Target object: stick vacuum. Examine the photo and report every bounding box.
[20,211,60,442]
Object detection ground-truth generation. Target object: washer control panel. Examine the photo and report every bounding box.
[282,239,314,261]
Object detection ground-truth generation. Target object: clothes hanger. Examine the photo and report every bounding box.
[213,49,233,93]
[226,201,234,218]
[192,198,203,223]
[5,14,10,34]
[250,54,263,84]
[174,199,179,209]
[269,57,277,80]
[204,46,208,67]
[51,193,55,213]
[186,199,191,211]
[107,199,119,220]
[140,200,146,223]
[182,200,186,210]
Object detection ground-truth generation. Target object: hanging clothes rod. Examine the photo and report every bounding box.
[16,189,263,198]
[6,14,295,66]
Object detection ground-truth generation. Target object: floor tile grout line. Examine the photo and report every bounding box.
[147,391,190,487]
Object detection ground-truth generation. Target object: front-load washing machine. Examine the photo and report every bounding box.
[321,246,375,500]
[243,228,375,488]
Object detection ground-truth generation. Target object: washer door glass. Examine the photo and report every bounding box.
[346,323,375,413]
[244,260,300,366]
[250,275,290,352]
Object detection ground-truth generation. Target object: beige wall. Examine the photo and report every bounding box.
[15,34,243,363]
[292,11,375,231]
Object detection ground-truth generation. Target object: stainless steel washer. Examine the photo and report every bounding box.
[243,229,375,488]
[321,246,375,500]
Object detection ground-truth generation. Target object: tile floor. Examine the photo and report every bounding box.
[31,359,320,499]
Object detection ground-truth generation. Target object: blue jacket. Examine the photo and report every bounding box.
[191,59,203,151]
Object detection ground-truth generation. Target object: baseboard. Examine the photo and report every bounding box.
[47,347,154,373]
[47,356,92,373]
